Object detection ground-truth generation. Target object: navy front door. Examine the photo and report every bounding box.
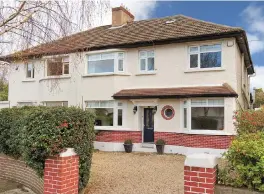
[143,108,154,143]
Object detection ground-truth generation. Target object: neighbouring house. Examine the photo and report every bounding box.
[1,7,255,156]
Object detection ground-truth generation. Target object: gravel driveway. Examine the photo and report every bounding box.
[85,152,185,194]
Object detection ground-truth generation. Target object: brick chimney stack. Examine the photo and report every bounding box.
[112,6,134,27]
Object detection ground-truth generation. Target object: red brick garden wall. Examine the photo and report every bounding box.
[96,131,234,149]
[0,154,43,194]
[96,131,142,143]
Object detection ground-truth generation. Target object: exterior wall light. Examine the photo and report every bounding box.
[133,106,137,114]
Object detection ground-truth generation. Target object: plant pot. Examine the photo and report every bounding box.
[124,144,133,153]
[156,144,165,155]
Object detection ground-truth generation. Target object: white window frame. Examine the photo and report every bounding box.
[181,98,225,131]
[46,56,70,77]
[85,100,125,129]
[87,52,125,75]
[188,43,222,69]
[25,63,34,79]
[43,101,68,107]
[139,50,155,73]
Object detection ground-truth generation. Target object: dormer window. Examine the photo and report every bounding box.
[47,56,69,76]
[87,52,125,74]
[189,44,222,69]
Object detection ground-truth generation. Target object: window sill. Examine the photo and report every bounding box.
[39,75,71,82]
[184,68,225,73]
[182,129,235,136]
[22,79,36,82]
[82,73,131,77]
[94,126,138,131]
[135,71,157,76]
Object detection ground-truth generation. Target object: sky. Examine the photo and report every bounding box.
[109,1,264,90]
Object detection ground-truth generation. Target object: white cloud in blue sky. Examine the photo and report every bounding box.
[242,5,264,55]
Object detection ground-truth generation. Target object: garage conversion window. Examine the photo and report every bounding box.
[189,44,222,69]
[46,56,69,76]
[87,52,124,74]
[182,99,224,131]
[86,100,124,127]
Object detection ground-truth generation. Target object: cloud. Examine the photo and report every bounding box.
[241,5,264,54]
[251,66,264,90]
[101,0,157,25]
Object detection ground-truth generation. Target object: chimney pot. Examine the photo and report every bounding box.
[112,6,134,27]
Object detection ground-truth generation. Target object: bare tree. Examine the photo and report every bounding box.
[0,0,110,54]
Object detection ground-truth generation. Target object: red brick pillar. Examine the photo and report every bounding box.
[184,154,217,194]
[44,148,79,194]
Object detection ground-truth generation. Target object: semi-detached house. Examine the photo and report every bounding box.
[2,7,255,156]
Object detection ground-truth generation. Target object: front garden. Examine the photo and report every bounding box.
[0,106,95,191]
[218,109,264,192]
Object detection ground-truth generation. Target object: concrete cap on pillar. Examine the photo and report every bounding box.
[185,153,218,168]
[59,148,77,157]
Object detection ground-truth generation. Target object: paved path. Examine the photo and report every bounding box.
[85,152,185,194]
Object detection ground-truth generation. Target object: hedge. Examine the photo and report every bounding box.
[218,109,264,192]
[0,106,95,190]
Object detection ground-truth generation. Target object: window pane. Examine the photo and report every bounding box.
[184,108,187,128]
[191,107,224,130]
[62,56,69,63]
[118,53,124,58]
[90,108,113,126]
[147,58,154,71]
[200,52,221,68]
[101,53,115,60]
[208,99,224,106]
[26,64,32,78]
[140,51,146,58]
[47,60,63,76]
[118,109,123,126]
[118,59,123,71]
[191,100,207,106]
[46,101,64,107]
[147,51,154,57]
[140,59,146,70]
[190,47,198,53]
[200,44,221,52]
[63,63,69,74]
[190,54,198,68]
[100,101,114,107]
[88,59,114,74]
[87,101,100,108]
[88,54,101,61]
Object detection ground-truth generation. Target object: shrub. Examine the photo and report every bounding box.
[234,109,264,134]
[124,139,133,144]
[218,132,264,191]
[0,106,95,191]
[155,139,165,145]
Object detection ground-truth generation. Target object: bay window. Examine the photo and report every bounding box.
[86,100,124,127]
[47,56,69,76]
[139,50,155,72]
[87,52,124,74]
[183,99,224,131]
[189,44,222,69]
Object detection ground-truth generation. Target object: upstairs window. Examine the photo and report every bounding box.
[47,56,69,76]
[189,44,222,69]
[26,64,34,78]
[139,50,155,72]
[87,52,124,74]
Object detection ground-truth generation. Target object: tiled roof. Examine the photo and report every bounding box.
[1,14,254,74]
[112,84,238,99]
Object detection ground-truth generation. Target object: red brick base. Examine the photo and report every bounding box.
[96,131,234,149]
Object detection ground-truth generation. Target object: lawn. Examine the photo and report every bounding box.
[85,152,185,194]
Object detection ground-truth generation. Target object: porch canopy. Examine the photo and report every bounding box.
[112,84,237,99]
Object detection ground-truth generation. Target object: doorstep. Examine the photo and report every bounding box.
[141,143,155,148]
